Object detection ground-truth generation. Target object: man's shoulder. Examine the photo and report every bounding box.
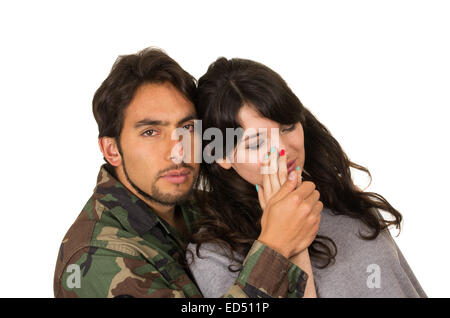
[55,197,106,265]
[54,195,131,278]
[64,195,105,246]
[53,193,152,297]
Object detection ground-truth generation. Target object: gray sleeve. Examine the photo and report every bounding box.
[388,233,428,297]
[186,242,243,298]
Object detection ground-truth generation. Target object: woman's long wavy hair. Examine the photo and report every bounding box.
[188,57,402,270]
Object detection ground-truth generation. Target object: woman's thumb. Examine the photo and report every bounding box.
[270,170,298,202]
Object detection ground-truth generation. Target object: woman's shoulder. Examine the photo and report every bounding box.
[319,207,397,245]
[319,207,363,233]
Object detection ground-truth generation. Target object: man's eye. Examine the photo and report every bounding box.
[281,124,296,134]
[142,129,157,137]
[183,124,195,132]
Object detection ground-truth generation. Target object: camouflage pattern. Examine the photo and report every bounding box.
[54,164,308,298]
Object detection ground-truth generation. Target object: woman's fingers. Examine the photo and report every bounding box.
[298,164,303,185]
[278,148,287,185]
[261,152,272,201]
[269,147,281,195]
[256,184,266,210]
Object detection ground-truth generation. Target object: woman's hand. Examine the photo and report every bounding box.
[256,147,322,258]
[256,147,319,297]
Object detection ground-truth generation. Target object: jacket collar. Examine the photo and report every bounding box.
[94,164,199,238]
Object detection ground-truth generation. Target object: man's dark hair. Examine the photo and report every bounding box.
[92,47,197,139]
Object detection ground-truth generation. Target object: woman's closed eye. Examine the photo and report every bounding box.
[246,124,295,149]
[281,124,296,134]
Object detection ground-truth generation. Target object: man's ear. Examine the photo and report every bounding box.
[98,137,122,167]
[216,156,232,170]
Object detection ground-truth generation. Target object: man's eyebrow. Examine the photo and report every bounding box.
[177,113,198,126]
[134,118,168,128]
[134,113,198,129]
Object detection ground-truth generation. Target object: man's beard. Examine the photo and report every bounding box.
[122,157,195,207]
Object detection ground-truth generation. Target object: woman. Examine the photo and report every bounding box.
[186,57,426,298]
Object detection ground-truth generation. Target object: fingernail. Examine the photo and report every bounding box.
[288,171,296,180]
[270,146,276,154]
[296,166,300,171]
[256,184,259,192]
[264,153,269,160]
[280,149,285,157]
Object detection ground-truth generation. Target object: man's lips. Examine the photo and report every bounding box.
[160,168,191,184]
[161,169,191,177]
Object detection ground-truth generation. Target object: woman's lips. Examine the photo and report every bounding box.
[287,159,297,173]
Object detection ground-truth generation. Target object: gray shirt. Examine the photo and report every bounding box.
[186,207,427,298]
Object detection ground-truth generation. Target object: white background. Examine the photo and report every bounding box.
[0,0,448,297]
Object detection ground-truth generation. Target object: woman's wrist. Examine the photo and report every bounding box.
[257,235,291,259]
[289,248,311,269]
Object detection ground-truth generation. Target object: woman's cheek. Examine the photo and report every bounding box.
[233,162,262,185]
[252,163,264,185]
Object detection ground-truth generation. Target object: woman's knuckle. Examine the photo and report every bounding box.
[313,190,320,199]
[291,194,300,204]
[317,200,324,210]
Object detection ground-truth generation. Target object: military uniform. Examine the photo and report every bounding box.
[54,164,308,298]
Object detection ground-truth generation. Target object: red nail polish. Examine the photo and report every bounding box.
[280,149,285,157]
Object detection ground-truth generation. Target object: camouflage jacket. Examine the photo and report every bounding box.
[54,164,308,298]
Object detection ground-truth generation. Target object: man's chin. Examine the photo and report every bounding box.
[150,190,193,206]
[150,180,194,205]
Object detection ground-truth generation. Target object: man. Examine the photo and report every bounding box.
[53,47,311,297]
